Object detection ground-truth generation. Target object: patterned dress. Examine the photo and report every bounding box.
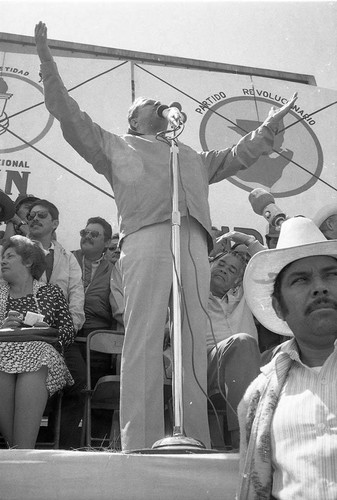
[0,281,75,395]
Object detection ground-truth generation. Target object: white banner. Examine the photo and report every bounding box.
[1,45,336,249]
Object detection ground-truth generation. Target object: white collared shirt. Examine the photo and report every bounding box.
[206,286,258,348]
[271,340,337,499]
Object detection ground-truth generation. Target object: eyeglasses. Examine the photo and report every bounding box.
[27,210,49,221]
[80,229,101,238]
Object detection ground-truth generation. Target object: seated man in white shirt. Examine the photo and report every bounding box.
[238,217,337,500]
[206,250,261,449]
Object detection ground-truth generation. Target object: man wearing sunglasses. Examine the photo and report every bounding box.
[73,216,118,336]
[105,232,121,265]
[27,199,85,332]
[72,217,123,442]
[35,21,298,452]
[27,198,86,448]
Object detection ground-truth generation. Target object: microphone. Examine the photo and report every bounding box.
[248,188,286,229]
[157,101,187,126]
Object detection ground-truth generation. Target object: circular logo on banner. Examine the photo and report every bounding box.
[199,96,323,198]
[0,73,54,154]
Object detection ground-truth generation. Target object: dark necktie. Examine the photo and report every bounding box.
[45,249,54,282]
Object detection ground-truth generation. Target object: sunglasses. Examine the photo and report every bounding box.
[27,210,49,221]
[80,229,101,238]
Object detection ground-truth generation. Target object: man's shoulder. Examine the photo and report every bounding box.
[53,242,82,275]
[97,255,114,275]
[72,248,82,263]
[53,240,67,252]
[54,241,77,258]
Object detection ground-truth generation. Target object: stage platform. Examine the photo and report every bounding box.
[0,449,239,499]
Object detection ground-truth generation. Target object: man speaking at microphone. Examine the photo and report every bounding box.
[35,21,297,452]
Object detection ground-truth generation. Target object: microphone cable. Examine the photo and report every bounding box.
[163,142,239,444]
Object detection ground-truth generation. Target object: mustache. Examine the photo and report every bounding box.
[305,297,337,315]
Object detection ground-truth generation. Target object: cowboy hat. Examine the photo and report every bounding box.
[243,216,337,336]
[0,190,15,223]
[312,203,337,228]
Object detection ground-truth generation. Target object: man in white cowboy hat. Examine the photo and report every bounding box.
[313,202,337,240]
[237,216,337,500]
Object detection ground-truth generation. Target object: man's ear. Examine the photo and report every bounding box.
[329,215,337,231]
[272,296,285,320]
[52,219,59,231]
[129,118,138,131]
[325,217,334,231]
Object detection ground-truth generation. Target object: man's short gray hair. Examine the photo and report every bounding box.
[127,97,158,124]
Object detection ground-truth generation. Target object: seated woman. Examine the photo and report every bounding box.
[0,235,75,448]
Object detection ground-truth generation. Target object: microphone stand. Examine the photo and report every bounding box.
[150,123,206,453]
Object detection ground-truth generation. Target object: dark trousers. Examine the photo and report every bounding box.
[47,343,86,449]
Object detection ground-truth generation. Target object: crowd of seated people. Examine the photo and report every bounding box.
[0,195,122,449]
[0,189,333,451]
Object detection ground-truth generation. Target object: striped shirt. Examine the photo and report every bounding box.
[271,339,337,499]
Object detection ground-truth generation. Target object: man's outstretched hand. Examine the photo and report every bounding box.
[35,21,53,63]
[263,92,298,133]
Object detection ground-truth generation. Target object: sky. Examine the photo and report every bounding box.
[1,0,337,91]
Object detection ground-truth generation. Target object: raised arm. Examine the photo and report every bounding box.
[217,231,266,256]
[35,21,53,63]
[262,92,298,133]
[204,92,299,184]
[33,21,119,182]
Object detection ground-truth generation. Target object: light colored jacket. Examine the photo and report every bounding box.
[40,241,85,332]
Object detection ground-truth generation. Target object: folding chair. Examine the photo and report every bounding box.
[80,329,124,450]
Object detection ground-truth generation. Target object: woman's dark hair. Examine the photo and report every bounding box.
[2,235,47,280]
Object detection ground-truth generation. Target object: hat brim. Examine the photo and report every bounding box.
[312,203,337,228]
[0,192,15,223]
[243,240,337,336]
